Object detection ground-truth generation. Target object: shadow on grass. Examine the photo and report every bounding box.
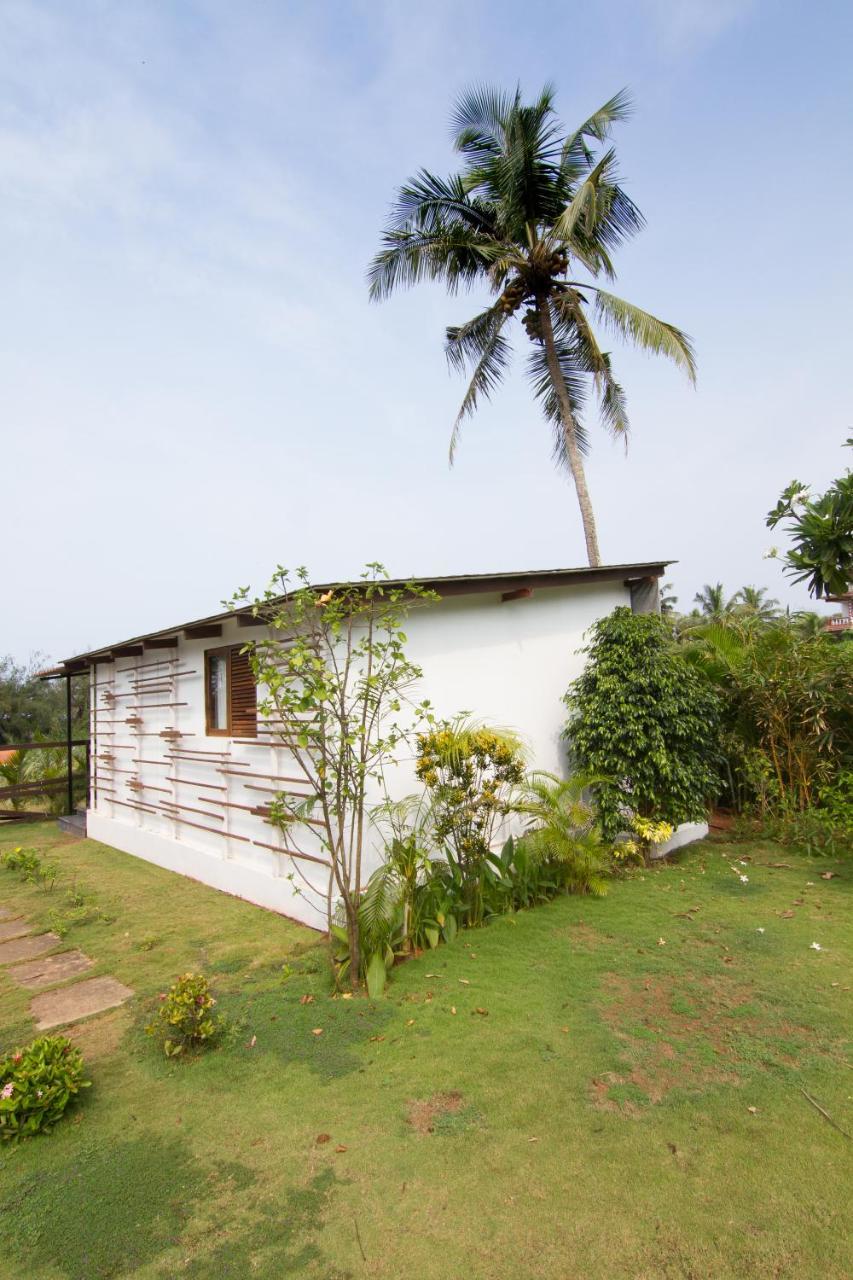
[0,1136,251,1280]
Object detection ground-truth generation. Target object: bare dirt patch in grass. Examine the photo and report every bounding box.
[591,972,815,1111]
[65,1005,131,1061]
[406,1090,464,1134]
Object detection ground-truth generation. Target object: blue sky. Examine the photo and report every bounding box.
[2,0,851,660]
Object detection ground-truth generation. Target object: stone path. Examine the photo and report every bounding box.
[0,910,133,1031]
[8,949,92,990]
[32,977,134,1031]
[0,919,32,944]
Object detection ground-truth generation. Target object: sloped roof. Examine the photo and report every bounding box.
[55,560,672,671]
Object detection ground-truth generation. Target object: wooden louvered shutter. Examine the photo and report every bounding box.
[229,646,257,738]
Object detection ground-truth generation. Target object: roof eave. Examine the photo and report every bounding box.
[56,560,674,668]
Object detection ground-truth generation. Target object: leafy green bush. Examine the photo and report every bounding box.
[564,608,722,839]
[0,845,60,891]
[416,718,526,925]
[146,974,221,1057]
[0,1036,90,1141]
[1,845,42,877]
[683,622,853,814]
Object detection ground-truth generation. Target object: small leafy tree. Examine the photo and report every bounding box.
[233,565,437,987]
[766,438,853,598]
[564,608,721,838]
[416,717,525,925]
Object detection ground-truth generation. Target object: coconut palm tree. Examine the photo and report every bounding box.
[732,585,781,622]
[368,85,696,566]
[692,583,737,620]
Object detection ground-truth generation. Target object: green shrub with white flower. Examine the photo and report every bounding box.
[0,1035,90,1141]
[147,973,221,1057]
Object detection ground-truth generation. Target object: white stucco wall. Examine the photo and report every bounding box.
[87,580,682,929]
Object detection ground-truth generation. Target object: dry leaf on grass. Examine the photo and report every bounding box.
[312,1028,323,1037]
[299,994,314,1005]
[316,1133,331,1144]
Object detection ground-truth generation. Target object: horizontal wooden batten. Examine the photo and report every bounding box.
[127,702,189,710]
[116,657,182,674]
[133,669,196,684]
[251,839,331,868]
[160,800,225,821]
[157,812,253,843]
[107,797,159,816]
[217,768,309,784]
[165,777,226,791]
[243,783,318,800]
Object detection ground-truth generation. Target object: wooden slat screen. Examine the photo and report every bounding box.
[229,646,257,738]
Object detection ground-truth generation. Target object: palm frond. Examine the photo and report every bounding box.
[388,170,497,235]
[560,88,633,176]
[451,83,518,158]
[552,147,616,242]
[553,293,630,440]
[592,291,697,383]
[525,330,591,458]
[367,225,500,300]
[445,305,512,462]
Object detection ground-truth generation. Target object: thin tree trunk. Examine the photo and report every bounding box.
[538,299,601,566]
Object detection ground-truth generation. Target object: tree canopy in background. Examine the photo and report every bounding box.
[0,655,88,745]
[766,438,853,599]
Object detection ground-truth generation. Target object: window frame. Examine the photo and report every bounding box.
[204,645,233,737]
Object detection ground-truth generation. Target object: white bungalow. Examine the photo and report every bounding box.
[53,562,703,929]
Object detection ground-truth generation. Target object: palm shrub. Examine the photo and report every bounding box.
[517,772,609,895]
[370,85,695,566]
[564,608,722,839]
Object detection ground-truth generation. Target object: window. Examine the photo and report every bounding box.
[204,646,257,737]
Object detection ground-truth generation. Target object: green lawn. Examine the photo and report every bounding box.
[0,822,850,1280]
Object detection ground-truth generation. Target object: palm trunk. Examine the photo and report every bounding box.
[539,300,601,566]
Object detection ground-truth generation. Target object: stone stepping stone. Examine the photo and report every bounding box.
[0,919,32,943]
[0,932,59,965]
[31,976,134,1031]
[8,949,93,991]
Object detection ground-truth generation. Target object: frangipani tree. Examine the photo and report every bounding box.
[369,84,696,566]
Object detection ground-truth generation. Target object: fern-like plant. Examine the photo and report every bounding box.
[517,772,609,897]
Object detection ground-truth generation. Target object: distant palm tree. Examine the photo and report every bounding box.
[369,85,696,566]
[792,610,827,639]
[732,585,781,621]
[693,583,736,619]
[660,582,678,615]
